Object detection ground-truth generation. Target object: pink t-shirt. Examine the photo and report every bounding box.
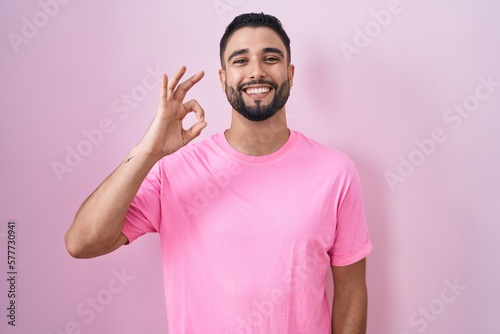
[123,130,372,333]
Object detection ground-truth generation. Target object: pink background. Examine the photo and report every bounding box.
[1,0,499,333]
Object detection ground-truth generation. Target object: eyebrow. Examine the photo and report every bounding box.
[262,47,285,58]
[227,48,249,63]
[227,47,285,62]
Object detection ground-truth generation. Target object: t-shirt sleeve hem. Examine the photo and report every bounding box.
[330,240,373,267]
[121,222,140,245]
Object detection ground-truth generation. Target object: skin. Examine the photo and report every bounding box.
[332,259,368,333]
[220,28,368,332]
[219,27,295,156]
[65,26,368,334]
[64,67,207,258]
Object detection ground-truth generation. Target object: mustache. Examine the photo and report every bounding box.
[237,79,278,92]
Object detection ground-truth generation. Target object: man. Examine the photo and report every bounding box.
[65,13,372,333]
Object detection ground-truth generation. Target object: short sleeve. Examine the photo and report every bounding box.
[122,161,162,243]
[329,164,372,266]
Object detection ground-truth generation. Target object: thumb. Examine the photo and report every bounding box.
[184,121,208,144]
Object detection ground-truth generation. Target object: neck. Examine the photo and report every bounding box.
[225,108,290,156]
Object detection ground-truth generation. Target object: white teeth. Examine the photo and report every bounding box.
[246,87,270,94]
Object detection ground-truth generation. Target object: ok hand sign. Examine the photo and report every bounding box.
[138,66,207,160]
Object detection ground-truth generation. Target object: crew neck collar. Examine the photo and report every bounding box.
[216,130,298,163]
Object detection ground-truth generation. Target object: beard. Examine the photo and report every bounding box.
[225,78,291,122]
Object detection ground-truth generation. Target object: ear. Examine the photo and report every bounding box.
[219,69,227,92]
[287,64,295,88]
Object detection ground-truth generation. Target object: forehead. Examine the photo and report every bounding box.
[224,27,285,58]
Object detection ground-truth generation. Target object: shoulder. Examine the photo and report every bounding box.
[291,131,363,195]
[292,130,357,172]
[155,133,227,175]
[165,133,219,160]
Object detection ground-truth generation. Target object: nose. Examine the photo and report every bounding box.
[248,60,266,80]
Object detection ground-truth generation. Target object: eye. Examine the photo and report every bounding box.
[233,58,248,65]
[264,56,279,63]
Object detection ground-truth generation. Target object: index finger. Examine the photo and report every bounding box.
[173,70,205,102]
[165,66,187,100]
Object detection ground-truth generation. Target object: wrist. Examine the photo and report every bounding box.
[126,146,162,169]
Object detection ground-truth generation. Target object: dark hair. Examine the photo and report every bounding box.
[219,13,291,68]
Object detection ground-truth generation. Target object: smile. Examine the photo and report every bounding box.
[243,87,271,96]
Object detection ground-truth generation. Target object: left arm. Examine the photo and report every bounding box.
[331,258,368,334]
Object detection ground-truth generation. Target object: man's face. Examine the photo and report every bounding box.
[219,27,294,122]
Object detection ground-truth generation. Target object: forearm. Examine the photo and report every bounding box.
[65,146,158,258]
[332,288,367,334]
[65,67,206,258]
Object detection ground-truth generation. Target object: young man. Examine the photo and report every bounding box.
[65,13,372,333]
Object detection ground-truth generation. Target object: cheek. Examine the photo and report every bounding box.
[226,78,240,91]
[226,69,245,84]
[226,72,236,83]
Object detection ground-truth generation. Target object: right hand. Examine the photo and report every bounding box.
[137,66,207,160]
